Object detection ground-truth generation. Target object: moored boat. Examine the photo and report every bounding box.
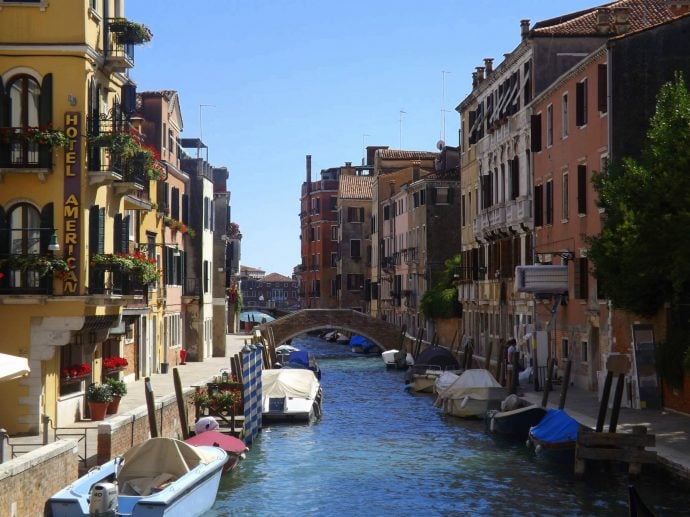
[405,346,461,393]
[283,349,321,380]
[382,349,414,369]
[47,437,227,517]
[350,335,380,354]
[486,394,548,440]
[527,408,588,463]
[262,368,323,423]
[185,430,247,473]
[434,369,507,418]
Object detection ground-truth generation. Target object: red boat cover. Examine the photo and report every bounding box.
[185,431,246,454]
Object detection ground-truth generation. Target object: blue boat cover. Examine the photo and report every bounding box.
[288,350,310,368]
[529,409,581,444]
[350,335,376,350]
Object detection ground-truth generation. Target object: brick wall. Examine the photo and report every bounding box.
[0,441,77,517]
[97,389,197,464]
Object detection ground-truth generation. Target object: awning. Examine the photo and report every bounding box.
[0,353,30,383]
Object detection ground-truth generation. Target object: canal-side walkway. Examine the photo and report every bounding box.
[520,382,690,480]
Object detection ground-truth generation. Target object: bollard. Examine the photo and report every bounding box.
[0,428,8,464]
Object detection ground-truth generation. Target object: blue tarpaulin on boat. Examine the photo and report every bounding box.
[529,409,582,444]
[350,335,376,350]
[288,350,310,368]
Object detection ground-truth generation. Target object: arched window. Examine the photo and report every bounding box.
[7,203,42,288]
[7,75,40,166]
[0,73,52,168]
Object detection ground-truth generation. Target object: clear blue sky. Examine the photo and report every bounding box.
[127,0,596,276]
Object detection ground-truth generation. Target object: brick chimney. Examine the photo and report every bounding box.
[472,71,478,88]
[475,66,485,84]
[668,1,690,15]
[484,58,494,76]
[596,8,611,34]
[306,154,312,183]
[613,7,630,34]
[520,19,530,40]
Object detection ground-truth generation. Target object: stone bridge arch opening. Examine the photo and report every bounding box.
[256,309,410,352]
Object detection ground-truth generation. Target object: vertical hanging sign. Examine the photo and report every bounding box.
[62,112,81,294]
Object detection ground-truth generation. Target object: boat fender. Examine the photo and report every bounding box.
[489,417,495,433]
[535,444,542,454]
[460,396,470,409]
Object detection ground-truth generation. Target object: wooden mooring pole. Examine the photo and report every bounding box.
[144,377,158,438]
[173,368,189,439]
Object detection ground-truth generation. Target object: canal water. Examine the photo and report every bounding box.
[209,335,689,516]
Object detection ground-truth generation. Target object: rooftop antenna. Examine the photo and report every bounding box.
[399,109,406,150]
[362,133,370,165]
[199,104,215,159]
[441,70,451,143]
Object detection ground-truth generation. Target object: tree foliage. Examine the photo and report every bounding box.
[588,73,690,317]
[587,73,690,378]
[420,255,462,319]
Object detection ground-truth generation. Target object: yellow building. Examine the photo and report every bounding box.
[0,1,161,433]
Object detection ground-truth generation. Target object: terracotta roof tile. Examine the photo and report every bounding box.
[339,175,374,200]
[139,90,178,100]
[261,273,293,282]
[377,149,438,160]
[531,0,676,37]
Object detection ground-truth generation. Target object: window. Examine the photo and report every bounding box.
[203,260,209,293]
[562,338,569,359]
[562,93,569,139]
[581,341,588,362]
[510,157,519,200]
[331,225,338,241]
[311,197,321,214]
[562,170,569,220]
[576,79,588,127]
[546,105,553,147]
[577,165,587,215]
[435,187,449,204]
[346,274,364,291]
[6,74,45,166]
[530,113,542,152]
[534,185,543,227]
[4,203,47,288]
[545,180,553,225]
[350,239,361,258]
[597,64,608,113]
[316,226,321,241]
[330,252,337,267]
[461,195,466,226]
[347,207,364,223]
[383,205,390,221]
[574,257,589,300]
[329,196,337,210]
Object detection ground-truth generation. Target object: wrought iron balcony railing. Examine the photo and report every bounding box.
[0,127,52,169]
[88,264,146,296]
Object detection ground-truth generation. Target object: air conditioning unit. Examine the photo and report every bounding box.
[514,265,568,294]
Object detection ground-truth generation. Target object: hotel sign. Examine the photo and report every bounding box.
[62,112,81,294]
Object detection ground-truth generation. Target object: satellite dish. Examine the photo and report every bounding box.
[436,139,445,150]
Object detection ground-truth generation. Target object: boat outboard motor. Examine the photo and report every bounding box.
[88,482,118,516]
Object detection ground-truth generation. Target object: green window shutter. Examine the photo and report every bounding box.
[113,214,123,253]
[98,208,105,253]
[89,205,99,255]
[38,74,53,168]
[39,203,54,253]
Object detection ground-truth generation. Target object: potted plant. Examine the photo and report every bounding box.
[87,383,113,421]
[105,378,127,414]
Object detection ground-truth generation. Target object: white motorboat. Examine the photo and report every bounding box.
[262,368,323,423]
[382,349,414,369]
[47,437,227,517]
[434,369,507,418]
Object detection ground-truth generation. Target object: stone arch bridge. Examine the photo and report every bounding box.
[256,309,412,351]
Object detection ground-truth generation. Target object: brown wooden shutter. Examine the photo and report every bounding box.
[597,64,607,113]
[578,165,587,214]
[576,81,586,127]
[530,114,542,152]
[39,74,53,168]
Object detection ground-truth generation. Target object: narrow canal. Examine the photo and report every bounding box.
[209,335,689,516]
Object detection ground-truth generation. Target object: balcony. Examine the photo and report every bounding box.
[505,196,532,229]
[0,250,66,296]
[104,42,135,72]
[0,127,59,179]
[88,264,146,297]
